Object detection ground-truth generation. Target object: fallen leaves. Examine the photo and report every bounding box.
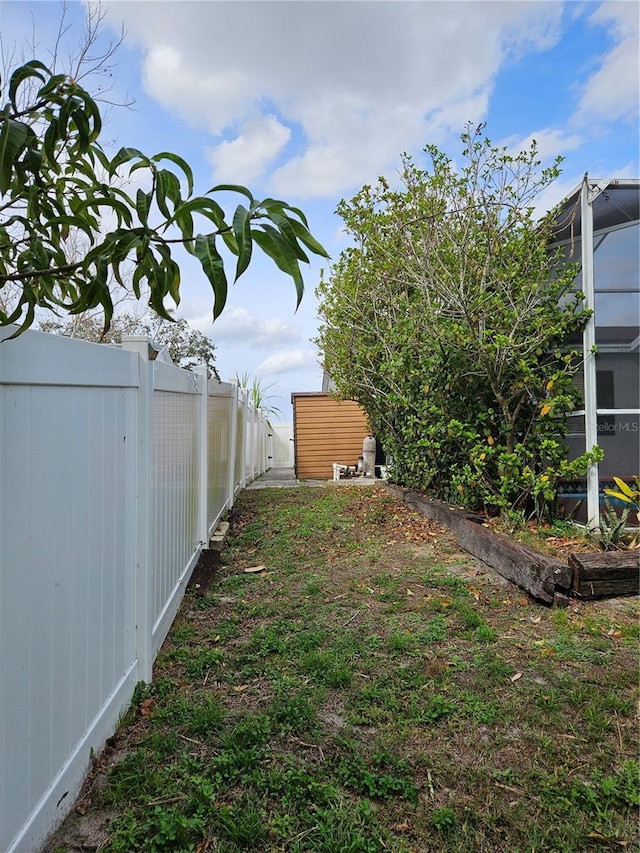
[349,494,445,545]
[139,698,154,717]
[585,831,628,847]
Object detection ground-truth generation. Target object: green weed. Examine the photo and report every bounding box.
[429,806,458,832]
[217,798,267,848]
[267,683,320,736]
[334,744,419,802]
[185,647,224,680]
[152,692,225,738]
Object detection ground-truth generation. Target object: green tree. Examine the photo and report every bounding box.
[316,125,600,519]
[0,59,328,336]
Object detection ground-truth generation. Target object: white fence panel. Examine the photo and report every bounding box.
[151,361,201,655]
[235,393,247,491]
[0,330,270,853]
[207,381,235,534]
[244,405,267,483]
[0,329,139,853]
[244,405,255,481]
[258,416,268,472]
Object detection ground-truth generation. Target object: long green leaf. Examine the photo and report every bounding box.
[282,203,310,228]
[174,208,194,243]
[155,168,182,219]
[232,204,252,280]
[221,229,238,255]
[172,196,227,230]
[9,60,48,108]
[42,115,60,167]
[153,151,194,196]
[47,214,94,242]
[78,196,134,227]
[111,229,144,265]
[209,183,254,203]
[252,226,304,309]
[155,169,171,219]
[257,197,287,215]
[76,89,102,142]
[37,72,68,98]
[70,107,90,150]
[0,116,28,194]
[154,243,182,306]
[109,147,148,177]
[194,234,228,319]
[145,251,178,321]
[261,198,310,228]
[268,211,310,263]
[287,217,331,259]
[136,188,151,226]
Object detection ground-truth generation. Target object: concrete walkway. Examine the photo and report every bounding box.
[246,468,299,489]
[245,467,380,489]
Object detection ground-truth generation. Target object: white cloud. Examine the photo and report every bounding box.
[191,306,301,348]
[257,348,320,376]
[573,2,639,126]
[207,113,291,184]
[504,128,583,162]
[141,42,255,135]
[269,92,493,198]
[107,0,566,198]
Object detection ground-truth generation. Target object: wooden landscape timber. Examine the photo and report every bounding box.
[568,551,640,599]
[385,485,573,606]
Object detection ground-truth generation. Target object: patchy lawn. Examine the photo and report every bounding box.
[46,486,639,853]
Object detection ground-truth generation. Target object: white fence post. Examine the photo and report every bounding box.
[249,405,256,481]
[228,381,239,508]
[121,336,154,683]
[262,415,269,473]
[239,389,248,489]
[197,365,209,545]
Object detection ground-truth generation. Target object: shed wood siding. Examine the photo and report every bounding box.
[292,393,370,479]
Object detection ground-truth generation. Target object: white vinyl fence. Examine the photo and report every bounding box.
[0,328,268,853]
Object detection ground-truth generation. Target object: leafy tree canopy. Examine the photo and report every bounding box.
[0,59,328,337]
[316,125,601,519]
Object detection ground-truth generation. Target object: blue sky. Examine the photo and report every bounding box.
[1,0,638,420]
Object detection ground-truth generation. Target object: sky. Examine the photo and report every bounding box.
[1,0,638,420]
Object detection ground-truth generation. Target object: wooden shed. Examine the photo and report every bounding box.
[291,392,370,480]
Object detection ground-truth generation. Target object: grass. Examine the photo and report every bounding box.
[46,486,639,853]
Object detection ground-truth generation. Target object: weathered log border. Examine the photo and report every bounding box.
[568,551,640,600]
[384,484,640,606]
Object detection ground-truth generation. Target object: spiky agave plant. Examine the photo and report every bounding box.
[603,477,640,549]
[235,372,283,427]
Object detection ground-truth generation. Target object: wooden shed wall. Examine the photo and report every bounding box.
[292,393,370,480]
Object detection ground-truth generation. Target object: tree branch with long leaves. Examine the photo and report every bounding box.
[0,60,329,337]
